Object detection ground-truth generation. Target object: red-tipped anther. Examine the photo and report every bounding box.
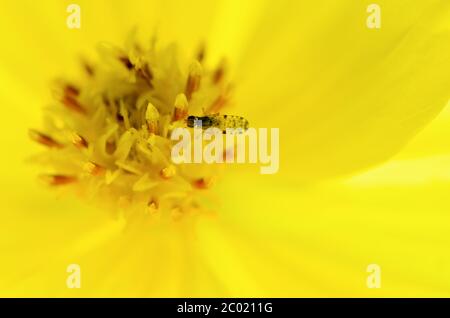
[62,94,87,114]
[71,133,88,149]
[40,174,77,186]
[193,177,214,189]
[213,60,226,84]
[64,84,80,97]
[29,129,63,148]
[84,162,105,176]
[172,94,188,121]
[185,61,202,101]
[119,56,133,70]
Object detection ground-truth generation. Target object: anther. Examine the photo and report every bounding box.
[40,174,77,185]
[185,61,202,101]
[62,94,87,114]
[83,62,94,77]
[145,102,160,134]
[71,132,88,149]
[29,129,63,148]
[193,177,214,189]
[84,161,105,176]
[173,93,189,121]
[119,56,133,70]
[196,43,206,62]
[213,59,226,84]
[147,198,159,214]
[64,84,80,97]
[160,165,176,179]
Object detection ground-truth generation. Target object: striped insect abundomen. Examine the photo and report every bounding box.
[187,114,249,133]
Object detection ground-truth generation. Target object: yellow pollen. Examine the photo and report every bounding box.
[71,132,88,149]
[145,102,159,134]
[83,162,105,176]
[160,165,176,179]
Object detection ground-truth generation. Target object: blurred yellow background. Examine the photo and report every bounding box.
[0,0,449,297]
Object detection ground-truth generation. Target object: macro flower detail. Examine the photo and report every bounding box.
[29,35,232,220]
[1,0,450,298]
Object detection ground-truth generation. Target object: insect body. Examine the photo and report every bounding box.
[187,114,249,134]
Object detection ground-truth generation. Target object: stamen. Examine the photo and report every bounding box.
[136,63,153,87]
[62,94,87,114]
[84,162,105,176]
[119,56,133,70]
[185,61,202,101]
[29,129,63,148]
[82,61,94,77]
[173,93,189,121]
[40,174,77,185]
[193,177,214,189]
[71,132,88,149]
[196,43,206,62]
[147,198,159,214]
[145,102,159,134]
[64,84,80,97]
[213,59,226,84]
[160,165,176,179]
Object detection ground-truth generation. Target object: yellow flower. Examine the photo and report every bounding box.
[0,0,449,297]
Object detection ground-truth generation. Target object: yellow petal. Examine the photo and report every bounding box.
[233,1,450,180]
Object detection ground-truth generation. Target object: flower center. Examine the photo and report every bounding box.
[30,35,232,221]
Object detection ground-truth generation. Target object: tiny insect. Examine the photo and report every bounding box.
[187,114,249,134]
